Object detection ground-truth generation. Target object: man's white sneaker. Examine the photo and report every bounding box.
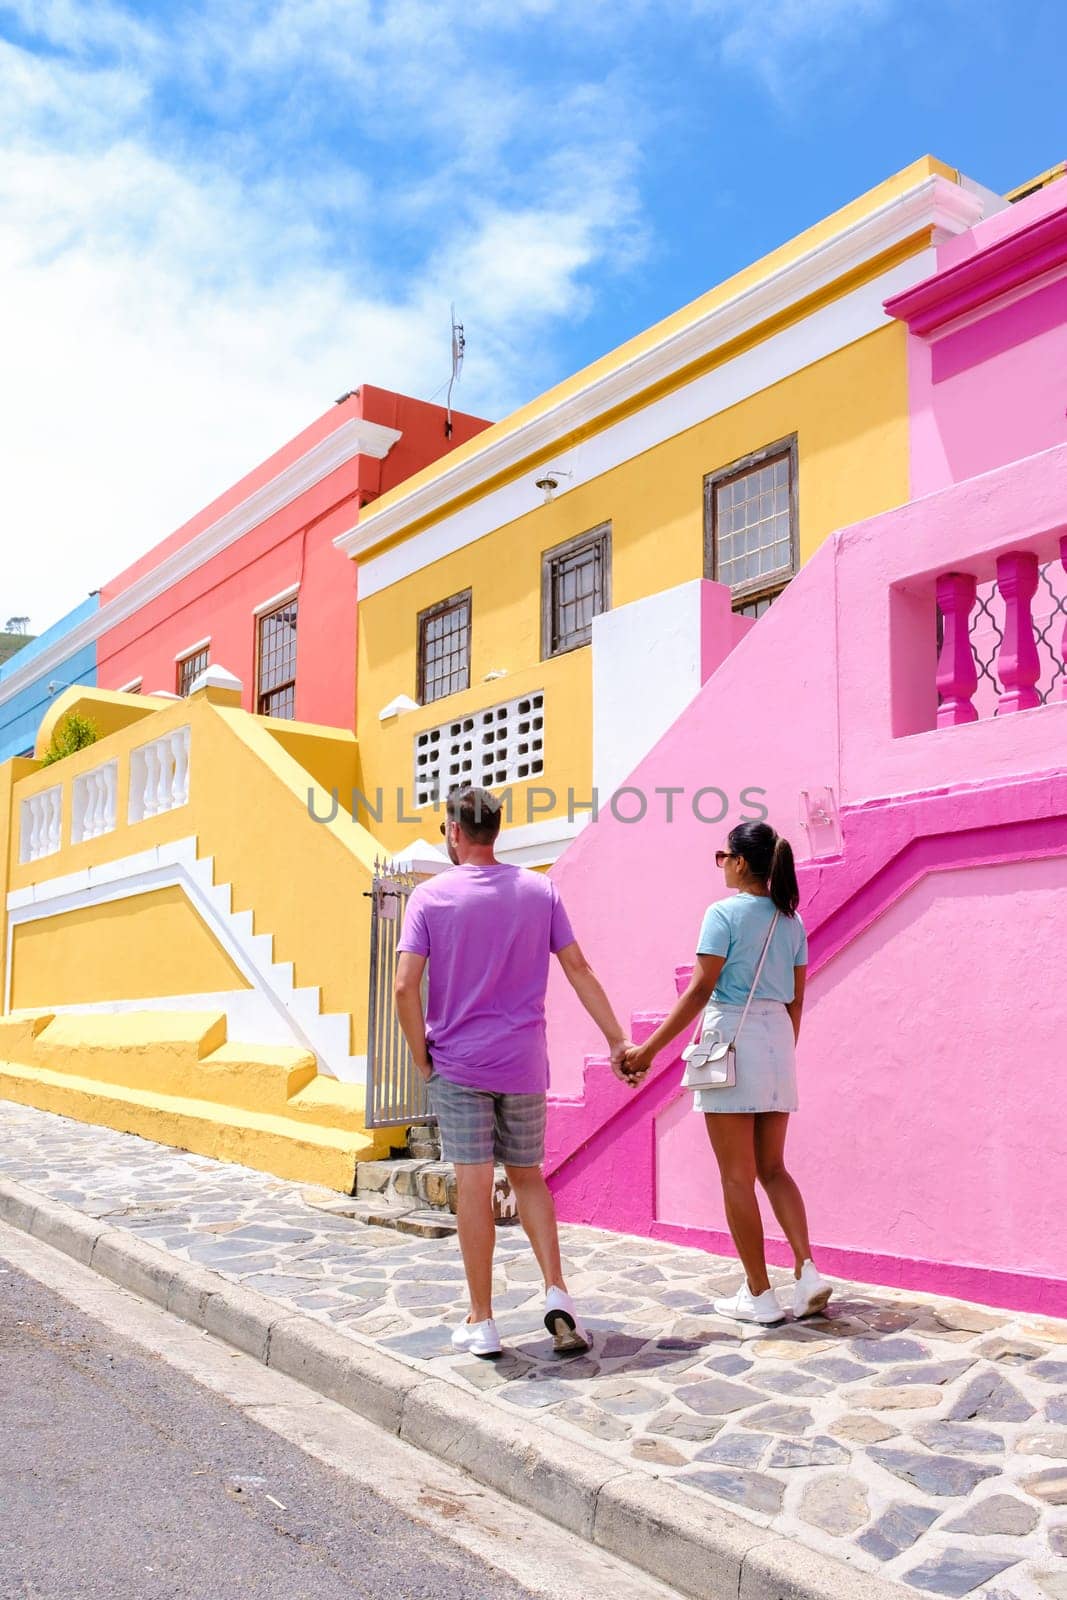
[793,1260,833,1320]
[544,1287,591,1355]
[713,1283,786,1326]
[451,1317,502,1358]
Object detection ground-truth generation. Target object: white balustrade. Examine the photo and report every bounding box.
[72,760,118,843]
[19,785,63,864]
[129,726,191,824]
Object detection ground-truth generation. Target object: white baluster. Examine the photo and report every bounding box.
[23,797,39,862]
[156,741,174,813]
[48,787,62,854]
[87,772,101,839]
[171,728,189,807]
[143,745,159,818]
[103,762,117,833]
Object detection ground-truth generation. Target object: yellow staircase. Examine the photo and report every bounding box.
[0,1011,395,1191]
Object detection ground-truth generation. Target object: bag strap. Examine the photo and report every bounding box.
[733,908,781,1045]
[689,905,780,1049]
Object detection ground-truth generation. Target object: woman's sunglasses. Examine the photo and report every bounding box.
[714,850,735,868]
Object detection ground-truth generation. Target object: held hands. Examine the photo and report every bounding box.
[609,1037,654,1088]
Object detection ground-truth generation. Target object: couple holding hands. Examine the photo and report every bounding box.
[395,789,830,1362]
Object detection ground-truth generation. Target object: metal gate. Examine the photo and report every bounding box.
[365,862,433,1129]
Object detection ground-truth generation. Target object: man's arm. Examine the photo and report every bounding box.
[395,951,432,1081]
[554,942,631,1078]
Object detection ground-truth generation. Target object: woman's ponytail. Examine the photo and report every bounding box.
[769,834,799,916]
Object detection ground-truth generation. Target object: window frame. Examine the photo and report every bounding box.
[255,594,299,719]
[175,641,211,698]
[416,588,473,706]
[704,436,798,612]
[541,523,612,660]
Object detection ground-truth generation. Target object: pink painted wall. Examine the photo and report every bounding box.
[656,854,1067,1285]
[892,180,1067,497]
[97,388,490,726]
[546,441,1067,1313]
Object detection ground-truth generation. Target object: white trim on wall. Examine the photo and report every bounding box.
[336,175,988,570]
[252,583,300,616]
[353,249,938,599]
[0,416,403,708]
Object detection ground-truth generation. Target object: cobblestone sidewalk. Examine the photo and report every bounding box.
[1,1101,1065,1600]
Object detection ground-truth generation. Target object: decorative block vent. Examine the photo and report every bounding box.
[414,691,545,806]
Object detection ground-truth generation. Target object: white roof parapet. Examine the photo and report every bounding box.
[190,664,243,695]
[389,840,451,876]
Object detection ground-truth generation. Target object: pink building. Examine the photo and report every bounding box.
[543,178,1067,1316]
[96,386,490,724]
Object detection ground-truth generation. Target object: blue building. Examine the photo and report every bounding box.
[0,597,99,762]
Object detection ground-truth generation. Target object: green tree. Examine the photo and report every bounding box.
[41,711,100,767]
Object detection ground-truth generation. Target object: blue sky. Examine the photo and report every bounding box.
[1,0,1064,634]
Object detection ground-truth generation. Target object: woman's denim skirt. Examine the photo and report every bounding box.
[691,999,798,1115]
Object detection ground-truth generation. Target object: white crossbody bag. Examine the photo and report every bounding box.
[679,910,781,1091]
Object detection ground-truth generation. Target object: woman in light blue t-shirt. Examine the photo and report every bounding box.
[622,822,831,1329]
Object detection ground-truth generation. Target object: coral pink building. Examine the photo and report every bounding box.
[96,386,490,725]
[543,177,1067,1316]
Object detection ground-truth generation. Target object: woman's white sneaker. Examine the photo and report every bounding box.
[793,1260,833,1320]
[713,1283,785,1326]
[451,1317,502,1358]
[544,1287,591,1355]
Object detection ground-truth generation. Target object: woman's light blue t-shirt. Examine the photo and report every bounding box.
[697,893,808,1004]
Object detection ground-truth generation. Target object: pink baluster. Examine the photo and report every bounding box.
[936,572,979,727]
[996,551,1041,714]
[1061,533,1067,701]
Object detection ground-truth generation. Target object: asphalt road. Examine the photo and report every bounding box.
[0,1262,568,1600]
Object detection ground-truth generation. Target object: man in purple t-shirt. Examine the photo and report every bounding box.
[395,786,631,1359]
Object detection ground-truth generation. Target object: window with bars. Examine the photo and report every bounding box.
[542,525,611,657]
[705,439,797,613]
[257,598,298,718]
[176,646,209,697]
[417,590,472,705]
[413,690,545,807]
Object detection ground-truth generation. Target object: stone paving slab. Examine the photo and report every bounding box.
[1,1101,1065,1599]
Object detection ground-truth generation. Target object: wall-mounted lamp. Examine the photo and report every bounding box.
[534,467,573,503]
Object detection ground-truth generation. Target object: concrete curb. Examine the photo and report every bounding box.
[0,1177,906,1600]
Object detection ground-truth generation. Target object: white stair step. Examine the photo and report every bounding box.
[314,1012,351,1058]
[229,909,254,940]
[188,856,216,889]
[249,932,274,966]
[207,882,233,915]
[271,961,295,993]
[288,987,324,1028]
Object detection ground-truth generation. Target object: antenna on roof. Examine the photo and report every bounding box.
[445,304,465,438]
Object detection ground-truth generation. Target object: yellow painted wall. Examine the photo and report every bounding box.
[9,885,250,1011]
[357,320,910,848]
[6,685,384,1051]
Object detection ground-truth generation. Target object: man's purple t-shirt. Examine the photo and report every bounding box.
[397,863,576,1094]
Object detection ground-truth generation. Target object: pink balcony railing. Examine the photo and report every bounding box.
[935,535,1067,726]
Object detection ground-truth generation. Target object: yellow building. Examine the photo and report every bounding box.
[341,156,1004,865]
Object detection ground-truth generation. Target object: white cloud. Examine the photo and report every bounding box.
[0,0,898,635]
